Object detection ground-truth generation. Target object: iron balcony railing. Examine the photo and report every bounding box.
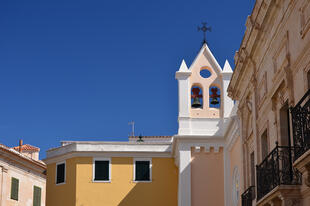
[256,143,302,201]
[241,186,255,206]
[291,89,310,161]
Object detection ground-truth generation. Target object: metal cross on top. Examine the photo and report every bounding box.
[198,22,211,44]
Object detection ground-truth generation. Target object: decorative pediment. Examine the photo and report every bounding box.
[189,43,223,75]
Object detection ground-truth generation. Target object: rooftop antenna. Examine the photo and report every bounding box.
[198,22,211,45]
[128,121,135,137]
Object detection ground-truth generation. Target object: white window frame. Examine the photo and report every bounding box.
[55,161,66,185]
[133,158,152,183]
[92,157,111,183]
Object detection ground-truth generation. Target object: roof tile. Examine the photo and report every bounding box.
[12,144,40,152]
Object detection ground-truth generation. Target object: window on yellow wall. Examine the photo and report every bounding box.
[134,158,152,182]
[56,162,65,184]
[93,158,111,182]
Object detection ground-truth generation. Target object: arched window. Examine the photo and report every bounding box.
[191,86,203,108]
[209,86,220,108]
[232,167,240,206]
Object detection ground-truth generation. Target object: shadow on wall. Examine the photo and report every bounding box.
[118,182,176,206]
[117,148,225,206]
[118,158,178,206]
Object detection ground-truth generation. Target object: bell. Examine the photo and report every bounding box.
[192,97,202,108]
[210,97,219,105]
[210,87,220,105]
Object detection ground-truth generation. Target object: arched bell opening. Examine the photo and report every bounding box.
[209,86,221,108]
[191,85,203,109]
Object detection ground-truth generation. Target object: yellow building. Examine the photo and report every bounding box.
[45,139,178,206]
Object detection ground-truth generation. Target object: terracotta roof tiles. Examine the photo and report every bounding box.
[12,144,40,152]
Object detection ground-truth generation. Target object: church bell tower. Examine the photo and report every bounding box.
[175,43,234,135]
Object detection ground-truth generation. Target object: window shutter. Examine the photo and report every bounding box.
[33,186,41,206]
[10,177,19,201]
[94,160,109,181]
[135,161,150,181]
[56,163,65,184]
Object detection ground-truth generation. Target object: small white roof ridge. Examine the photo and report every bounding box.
[222,59,233,73]
[189,43,222,74]
[178,59,189,72]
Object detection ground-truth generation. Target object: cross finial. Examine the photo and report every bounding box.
[198,22,211,45]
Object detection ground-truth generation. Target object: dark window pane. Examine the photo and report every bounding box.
[250,152,255,186]
[11,177,19,201]
[56,163,65,184]
[33,186,41,206]
[307,70,310,89]
[261,130,268,160]
[135,161,150,181]
[94,160,109,181]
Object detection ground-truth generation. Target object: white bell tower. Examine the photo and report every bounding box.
[174,40,235,206]
[175,43,234,136]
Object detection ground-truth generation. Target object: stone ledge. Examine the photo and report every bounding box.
[256,185,301,206]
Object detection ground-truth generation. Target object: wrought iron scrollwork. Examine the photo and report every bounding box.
[291,89,310,161]
[241,186,255,206]
[256,144,302,201]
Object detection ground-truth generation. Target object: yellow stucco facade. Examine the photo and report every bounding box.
[46,156,178,206]
[46,158,77,206]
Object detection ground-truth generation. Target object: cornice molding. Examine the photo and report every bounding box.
[229,0,275,98]
[45,142,172,163]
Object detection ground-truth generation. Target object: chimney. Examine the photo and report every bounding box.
[19,139,23,153]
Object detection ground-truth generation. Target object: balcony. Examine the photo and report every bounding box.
[241,186,255,206]
[256,143,302,201]
[291,89,310,161]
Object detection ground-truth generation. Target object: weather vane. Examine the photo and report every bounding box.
[198,22,211,44]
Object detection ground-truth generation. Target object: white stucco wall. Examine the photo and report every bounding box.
[0,151,46,206]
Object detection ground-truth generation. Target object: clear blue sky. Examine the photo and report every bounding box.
[0,0,255,158]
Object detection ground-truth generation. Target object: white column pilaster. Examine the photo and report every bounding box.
[223,146,230,206]
[176,75,191,118]
[0,166,8,206]
[178,144,191,206]
[176,68,192,135]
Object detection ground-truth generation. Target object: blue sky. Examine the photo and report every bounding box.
[0,0,255,158]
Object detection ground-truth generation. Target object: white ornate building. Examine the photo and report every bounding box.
[229,0,310,205]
